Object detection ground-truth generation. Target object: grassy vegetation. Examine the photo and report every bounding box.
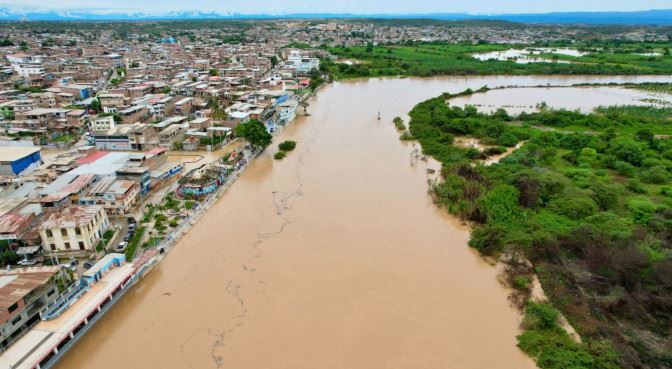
[52,133,77,144]
[125,226,146,261]
[518,303,619,369]
[96,229,116,252]
[324,42,672,78]
[627,82,672,95]
[408,92,672,369]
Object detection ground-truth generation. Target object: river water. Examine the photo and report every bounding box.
[56,75,671,369]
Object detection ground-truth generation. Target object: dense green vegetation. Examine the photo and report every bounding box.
[392,116,406,130]
[273,151,286,160]
[0,240,19,266]
[324,42,672,78]
[235,119,272,149]
[518,303,619,369]
[275,140,297,160]
[408,92,672,369]
[278,140,297,151]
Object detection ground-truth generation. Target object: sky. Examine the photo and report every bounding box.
[0,0,670,14]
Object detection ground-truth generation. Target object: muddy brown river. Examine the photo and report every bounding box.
[56,75,671,369]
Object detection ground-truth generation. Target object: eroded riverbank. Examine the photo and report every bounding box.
[55,75,671,369]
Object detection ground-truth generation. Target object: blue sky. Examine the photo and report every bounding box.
[1,0,670,14]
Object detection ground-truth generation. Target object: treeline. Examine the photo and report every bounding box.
[324,42,672,78]
[408,96,672,369]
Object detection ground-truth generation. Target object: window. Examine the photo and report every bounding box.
[11,316,21,326]
[61,229,67,236]
[8,302,18,313]
[64,242,71,249]
[46,229,53,237]
[50,244,56,251]
[75,227,81,235]
[78,241,85,250]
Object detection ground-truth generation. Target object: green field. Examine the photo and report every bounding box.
[406,93,672,369]
[325,42,672,78]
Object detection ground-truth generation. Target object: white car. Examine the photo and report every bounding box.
[18,259,37,266]
[115,242,128,252]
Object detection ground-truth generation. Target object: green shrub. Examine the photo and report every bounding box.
[640,166,670,184]
[626,178,647,194]
[548,188,598,219]
[274,151,286,160]
[518,303,619,369]
[627,197,661,224]
[103,229,115,240]
[514,276,531,290]
[660,186,672,197]
[612,160,636,177]
[496,132,519,147]
[393,116,406,130]
[278,140,297,151]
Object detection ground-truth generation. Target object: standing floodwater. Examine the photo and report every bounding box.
[55,75,671,369]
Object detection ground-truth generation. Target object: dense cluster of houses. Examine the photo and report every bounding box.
[0,24,327,353]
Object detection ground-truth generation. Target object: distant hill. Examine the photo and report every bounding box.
[0,8,670,25]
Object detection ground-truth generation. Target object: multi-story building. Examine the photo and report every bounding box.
[97,93,125,108]
[38,205,109,256]
[90,115,116,131]
[82,178,140,215]
[0,266,61,352]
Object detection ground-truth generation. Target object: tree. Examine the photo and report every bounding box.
[236,119,271,149]
[209,98,227,121]
[209,68,219,76]
[89,98,101,113]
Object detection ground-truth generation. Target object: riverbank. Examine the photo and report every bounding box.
[404,87,672,369]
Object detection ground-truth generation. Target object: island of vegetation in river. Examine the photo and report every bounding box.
[406,89,672,369]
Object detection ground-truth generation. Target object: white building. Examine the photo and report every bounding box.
[38,205,109,255]
[287,50,320,73]
[90,116,116,132]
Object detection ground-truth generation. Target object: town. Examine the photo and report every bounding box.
[0,15,670,369]
[0,20,328,369]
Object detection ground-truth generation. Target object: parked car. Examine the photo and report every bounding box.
[83,260,95,269]
[18,259,37,266]
[128,223,137,231]
[63,261,77,272]
[115,242,128,252]
[128,217,137,224]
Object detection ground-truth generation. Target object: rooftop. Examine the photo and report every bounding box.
[38,205,104,230]
[0,266,59,312]
[0,147,40,163]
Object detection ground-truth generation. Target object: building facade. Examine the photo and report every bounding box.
[38,205,109,255]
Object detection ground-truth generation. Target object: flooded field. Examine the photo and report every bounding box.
[55,75,672,369]
[448,85,672,114]
[471,48,587,64]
